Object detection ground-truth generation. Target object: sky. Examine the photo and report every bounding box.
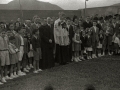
[0,0,120,10]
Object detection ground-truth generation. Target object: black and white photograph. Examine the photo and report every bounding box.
[0,0,120,90]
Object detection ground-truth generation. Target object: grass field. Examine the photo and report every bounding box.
[0,55,120,90]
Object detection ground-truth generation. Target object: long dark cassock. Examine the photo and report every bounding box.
[54,19,70,65]
[40,24,55,69]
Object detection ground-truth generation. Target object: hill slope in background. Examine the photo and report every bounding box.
[0,0,63,10]
[112,3,120,6]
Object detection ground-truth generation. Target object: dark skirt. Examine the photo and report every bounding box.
[55,44,69,64]
[22,53,28,68]
[81,44,85,50]
[74,43,81,51]
[68,43,72,62]
[9,54,18,64]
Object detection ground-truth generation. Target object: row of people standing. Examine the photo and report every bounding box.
[54,12,120,63]
[0,17,56,84]
[71,14,120,61]
[0,13,120,84]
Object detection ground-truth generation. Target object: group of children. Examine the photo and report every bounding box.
[0,22,42,85]
[72,20,120,62]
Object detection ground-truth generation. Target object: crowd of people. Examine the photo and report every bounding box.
[0,12,120,85]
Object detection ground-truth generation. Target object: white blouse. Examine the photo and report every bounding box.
[114,37,120,46]
[20,35,24,46]
[54,18,69,46]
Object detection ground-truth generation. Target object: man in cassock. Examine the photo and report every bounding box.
[40,18,55,69]
[54,12,70,65]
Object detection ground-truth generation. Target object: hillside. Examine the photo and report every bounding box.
[0,0,63,10]
[112,3,120,6]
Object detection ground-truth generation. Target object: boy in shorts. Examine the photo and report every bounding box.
[0,30,10,83]
[31,29,42,73]
[17,27,27,76]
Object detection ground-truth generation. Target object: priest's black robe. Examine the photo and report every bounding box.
[40,24,55,69]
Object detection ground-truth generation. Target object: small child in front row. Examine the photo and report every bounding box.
[27,33,34,69]
[8,36,19,79]
[31,29,42,73]
[73,26,82,62]
[97,30,104,57]
[85,31,93,60]
[22,27,30,73]
[80,28,86,60]
[0,31,10,83]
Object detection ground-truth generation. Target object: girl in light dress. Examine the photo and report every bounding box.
[8,36,19,79]
[113,33,120,55]
[73,25,82,62]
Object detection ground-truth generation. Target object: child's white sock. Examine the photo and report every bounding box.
[23,68,29,72]
[30,64,34,68]
[26,65,30,70]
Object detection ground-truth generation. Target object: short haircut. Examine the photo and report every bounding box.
[73,15,78,22]
[32,29,39,35]
[8,23,14,27]
[17,26,26,32]
[0,22,4,25]
[93,20,97,23]
[47,17,51,20]
[66,17,71,20]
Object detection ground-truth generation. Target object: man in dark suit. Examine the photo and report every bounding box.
[83,16,93,30]
[111,18,120,34]
[66,17,74,62]
[50,19,56,59]
[40,17,55,69]
[97,17,106,31]
[90,20,99,58]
